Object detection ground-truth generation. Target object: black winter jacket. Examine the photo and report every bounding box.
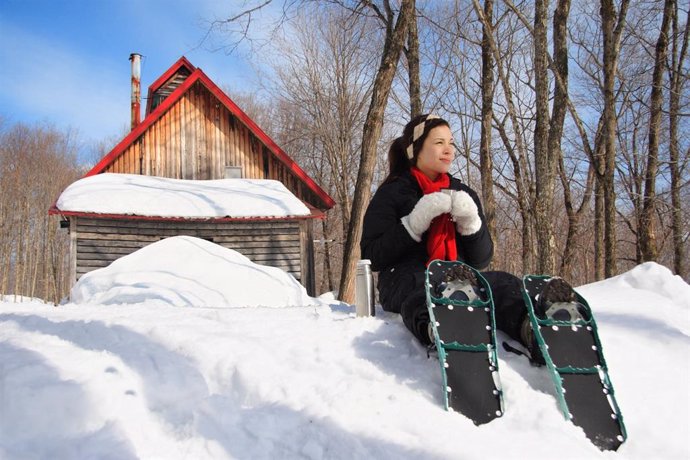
[360,170,493,344]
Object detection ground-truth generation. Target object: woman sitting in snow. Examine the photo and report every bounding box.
[360,113,542,363]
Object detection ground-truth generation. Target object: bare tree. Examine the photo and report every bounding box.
[405,0,422,118]
[272,9,373,223]
[479,0,497,251]
[507,0,588,280]
[599,0,630,277]
[533,0,557,274]
[261,9,375,292]
[638,0,673,261]
[473,0,536,272]
[339,0,415,303]
[547,0,573,274]
[0,122,81,302]
[667,0,690,278]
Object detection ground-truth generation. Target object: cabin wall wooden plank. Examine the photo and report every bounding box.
[73,217,305,283]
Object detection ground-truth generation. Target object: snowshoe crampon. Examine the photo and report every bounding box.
[425,260,503,425]
[522,275,627,451]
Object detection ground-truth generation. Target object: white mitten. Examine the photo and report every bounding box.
[401,192,452,242]
[450,190,482,235]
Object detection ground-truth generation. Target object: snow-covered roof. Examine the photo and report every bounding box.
[54,173,312,219]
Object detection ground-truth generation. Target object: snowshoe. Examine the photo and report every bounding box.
[522,275,627,451]
[425,260,503,425]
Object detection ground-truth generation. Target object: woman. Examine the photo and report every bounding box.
[361,114,538,361]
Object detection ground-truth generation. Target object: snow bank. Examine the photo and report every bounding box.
[55,173,311,218]
[589,262,690,310]
[70,236,316,308]
[579,261,690,336]
[0,295,53,305]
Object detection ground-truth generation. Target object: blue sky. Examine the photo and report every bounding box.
[0,0,267,146]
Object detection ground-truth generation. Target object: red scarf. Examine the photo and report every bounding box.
[410,167,457,266]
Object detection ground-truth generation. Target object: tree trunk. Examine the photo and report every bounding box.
[406,0,422,118]
[339,0,414,303]
[600,0,630,277]
[549,0,571,274]
[640,0,673,261]
[601,0,616,277]
[479,0,497,251]
[669,0,689,277]
[473,0,534,273]
[559,160,594,279]
[594,178,605,280]
[533,0,556,274]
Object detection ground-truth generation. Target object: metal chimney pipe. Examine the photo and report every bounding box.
[130,53,142,130]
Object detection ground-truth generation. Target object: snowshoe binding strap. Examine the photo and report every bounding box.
[545,301,586,322]
[441,279,480,303]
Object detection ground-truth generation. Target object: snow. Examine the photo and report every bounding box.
[1,237,689,459]
[55,173,311,218]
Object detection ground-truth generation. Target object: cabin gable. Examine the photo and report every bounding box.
[104,81,281,182]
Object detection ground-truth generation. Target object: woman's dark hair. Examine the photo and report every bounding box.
[382,114,450,184]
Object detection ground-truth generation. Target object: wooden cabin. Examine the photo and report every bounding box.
[50,56,335,296]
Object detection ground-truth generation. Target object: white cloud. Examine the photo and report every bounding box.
[0,19,131,141]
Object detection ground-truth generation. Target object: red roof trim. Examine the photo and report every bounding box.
[49,208,325,222]
[85,57,335,210]
[144,56,196,116]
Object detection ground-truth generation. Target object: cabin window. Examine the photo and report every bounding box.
[225,166,242,179]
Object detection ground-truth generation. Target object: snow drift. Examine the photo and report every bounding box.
[70,236,315,308]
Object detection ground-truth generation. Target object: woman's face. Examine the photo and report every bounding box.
[415,125,455,180]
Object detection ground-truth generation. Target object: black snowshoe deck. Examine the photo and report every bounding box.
[426,260,503,425]
[522,275,627,451]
